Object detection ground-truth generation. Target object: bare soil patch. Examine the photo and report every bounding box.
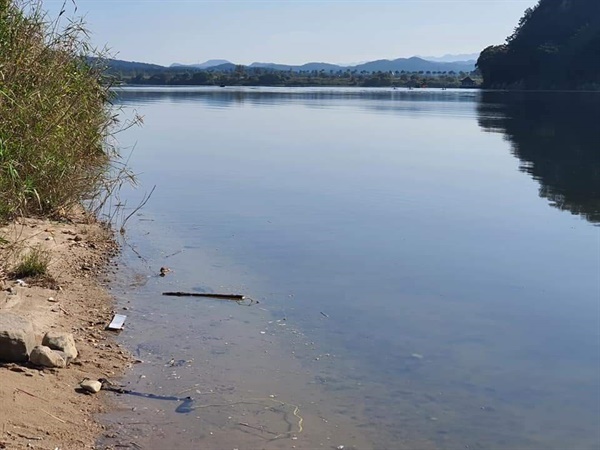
[0,214,133,450]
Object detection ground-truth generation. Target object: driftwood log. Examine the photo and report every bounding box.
[162,292,245,300]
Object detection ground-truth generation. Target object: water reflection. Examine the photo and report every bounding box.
[477,91,600,224]
[115,86,479,108]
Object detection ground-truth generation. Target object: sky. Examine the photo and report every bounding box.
[44,0,539,66]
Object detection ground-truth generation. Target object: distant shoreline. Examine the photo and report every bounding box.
[116,83,482,90]
[115,84,600,93]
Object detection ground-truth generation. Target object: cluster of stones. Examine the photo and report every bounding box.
[0,312,77,368]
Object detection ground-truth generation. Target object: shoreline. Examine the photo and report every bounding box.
[116,84,600,93]
[0,214,133,450]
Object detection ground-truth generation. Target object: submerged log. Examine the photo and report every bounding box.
[162,292,244,300]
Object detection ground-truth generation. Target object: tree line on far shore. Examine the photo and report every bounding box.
[109,65,480,88]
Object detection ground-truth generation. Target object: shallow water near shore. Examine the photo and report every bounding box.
[102,87,599,450]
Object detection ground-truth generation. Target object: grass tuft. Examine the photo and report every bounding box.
[12,244,50,278]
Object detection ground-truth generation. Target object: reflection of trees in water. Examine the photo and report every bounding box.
[477,91,600,224]
[114,87,479,107]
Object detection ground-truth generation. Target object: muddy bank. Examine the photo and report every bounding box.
[0,215,133,450]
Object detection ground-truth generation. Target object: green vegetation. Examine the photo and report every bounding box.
[12,244,50,278]
[477,0,600,89]
[110,65,480,89]
[0,0,116,220]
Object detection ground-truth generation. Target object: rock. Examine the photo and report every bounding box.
[42,331,78,362]
[53,349,70,362]
[29,345,66,368]
[0,313,35,362]
[80,379,102,393]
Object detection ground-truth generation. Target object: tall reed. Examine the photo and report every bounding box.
[0,0,117,219]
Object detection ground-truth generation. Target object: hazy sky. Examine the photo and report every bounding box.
[45,0,538,66]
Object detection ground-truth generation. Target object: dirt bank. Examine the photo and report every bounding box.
[0,214,133,450]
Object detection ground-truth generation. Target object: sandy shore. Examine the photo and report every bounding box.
[0,214,133,450]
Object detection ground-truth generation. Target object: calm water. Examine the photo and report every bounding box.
[103,87,600,450]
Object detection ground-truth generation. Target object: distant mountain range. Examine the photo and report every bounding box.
[101,58,165,71]
[171,59,231,69]
[165,56,476,73]
[418,53,479,63]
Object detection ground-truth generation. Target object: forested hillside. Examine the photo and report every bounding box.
[477,0,600,89]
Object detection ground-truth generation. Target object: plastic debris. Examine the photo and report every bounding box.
[107,314,127,331]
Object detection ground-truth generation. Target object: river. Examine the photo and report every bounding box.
[101,87,599,450]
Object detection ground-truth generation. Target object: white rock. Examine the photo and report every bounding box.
[80,379,102,393]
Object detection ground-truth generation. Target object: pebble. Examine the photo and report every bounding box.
[47,297,58,302]
[80,379,102,394]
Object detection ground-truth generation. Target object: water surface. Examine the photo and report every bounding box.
[103,87,599,450]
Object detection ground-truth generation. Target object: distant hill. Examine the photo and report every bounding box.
[420,53,480,63]
[99,55,477,77]
[237,57,474,73]
[99,58,166,72]
[477,0,600,89]
[353,57,474,73]
[171,59,232,69]
[250,61,350,72]
[249,62,291,71]
[205,62,237,71]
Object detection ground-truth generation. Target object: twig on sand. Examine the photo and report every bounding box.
[14,387,48,402]
[16,433,42,440]
[41,409,67,424]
